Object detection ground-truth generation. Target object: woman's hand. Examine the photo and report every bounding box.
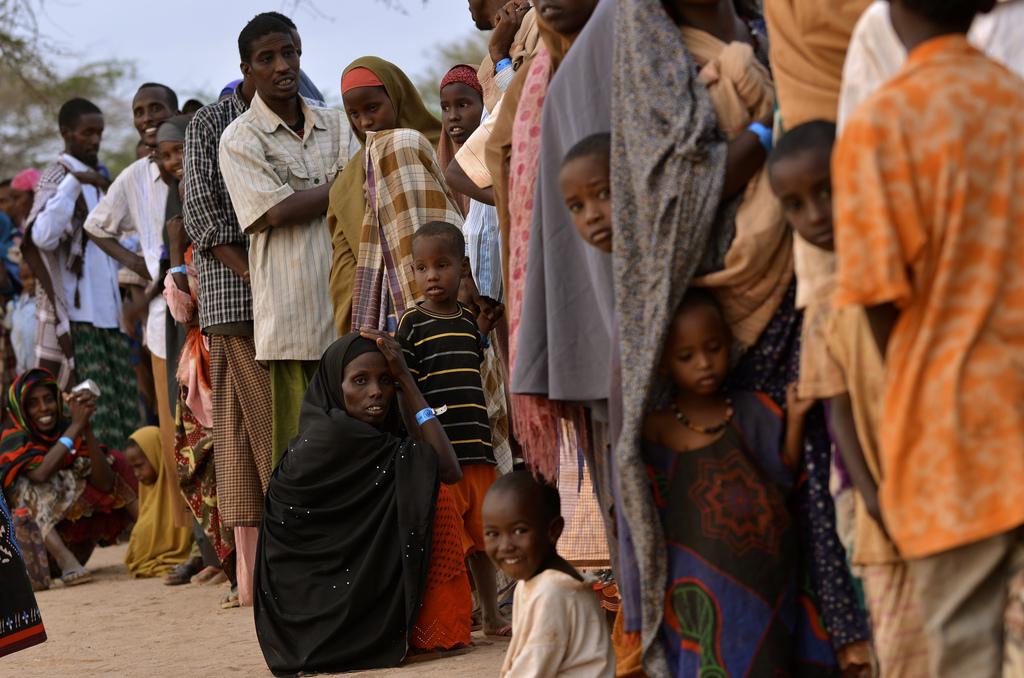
[65,391,96,436]
[359,328,410,381]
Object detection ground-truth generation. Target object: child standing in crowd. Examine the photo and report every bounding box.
[558,132,612,254]
[7,259,36,375]
[641,289,823,675]
[833,0,1024,675]
[396,221,509,636]
[768,120,931,676]
[482,470,614,677]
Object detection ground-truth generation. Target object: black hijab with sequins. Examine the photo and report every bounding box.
[254,332,439,676]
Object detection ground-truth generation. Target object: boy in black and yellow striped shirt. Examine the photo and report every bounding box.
[397,221,509,634]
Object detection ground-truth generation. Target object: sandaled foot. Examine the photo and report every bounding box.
[220,591,240,609]
[483,624,512,639]
[164,557,203,586]
[191,566,225,585]
[61,567,93,587]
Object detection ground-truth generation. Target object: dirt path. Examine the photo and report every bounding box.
[5,543,508,677]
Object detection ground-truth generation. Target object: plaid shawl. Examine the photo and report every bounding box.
[21,158,97,387]
[351,129,464,331]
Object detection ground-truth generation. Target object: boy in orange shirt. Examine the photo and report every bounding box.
[832,1,1024,675]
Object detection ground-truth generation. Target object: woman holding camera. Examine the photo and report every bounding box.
[0,369,138,586]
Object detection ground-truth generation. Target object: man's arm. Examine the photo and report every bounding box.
[220,123,325,235]
[259,183,331,229]
[83,168,150,279]
[183,114,251,282]
[90,236,149,281]
[445,159,495,206]
[31,174,80,252]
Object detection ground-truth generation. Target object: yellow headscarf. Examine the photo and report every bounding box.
[327,56,442,336]
[124,426,192,578]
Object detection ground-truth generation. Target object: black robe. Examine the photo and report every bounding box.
[254,334,438,676]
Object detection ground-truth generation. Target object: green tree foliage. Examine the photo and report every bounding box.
[414,32,489,115]
[0,0,135,178]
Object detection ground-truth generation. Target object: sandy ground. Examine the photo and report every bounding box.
[5,543,508,677]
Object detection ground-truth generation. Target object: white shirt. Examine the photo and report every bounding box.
[31,153,122,329]
[84,157,170,359]
[500,570,615,678]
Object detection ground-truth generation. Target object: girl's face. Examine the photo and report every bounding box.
[341,351,395,426]
[25,383,60,434]
[440,82,483,146]
[125,443,158,486]
[343,86,398,137]
[158,140,184,181]
[661,304,732,397]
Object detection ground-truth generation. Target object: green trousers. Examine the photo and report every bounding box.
[269,360,318,468]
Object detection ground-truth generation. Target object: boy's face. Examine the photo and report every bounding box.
[343,86,397,137]
[535,0,597,36]
[158,140,184,181]
[559,153,612,253]
[412,236,465,310]
[62,112,105,168]
[133,87,175,148]
[242,32,300,104]
[440,82,483,146]
[125,443,158,486]
[661,303,732,397]
[340,351,395,427]
[482,488,563,581]
[768,147,834,252]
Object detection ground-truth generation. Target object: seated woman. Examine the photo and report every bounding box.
[255,330,471,676]
[123,426,192,578]
[0,369,138,586]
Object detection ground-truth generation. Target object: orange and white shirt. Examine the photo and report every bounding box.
[833,35,1024,559]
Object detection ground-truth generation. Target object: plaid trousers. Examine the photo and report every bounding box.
[209,335,272,527]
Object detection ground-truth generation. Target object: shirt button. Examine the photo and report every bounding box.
[314,178,320,184]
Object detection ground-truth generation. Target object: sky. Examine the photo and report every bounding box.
[38,0,480,104]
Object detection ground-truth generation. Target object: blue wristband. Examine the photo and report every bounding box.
[415,408,437,426]
[169,265,188,275]
[495,57,513,73]
[58,436,74,451]
[748,122,773,153]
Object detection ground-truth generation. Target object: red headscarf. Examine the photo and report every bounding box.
[440,64,483,97]
[341,67,385,94]
[437,65,485,217]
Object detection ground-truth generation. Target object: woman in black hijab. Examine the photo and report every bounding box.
[254,330,466,676]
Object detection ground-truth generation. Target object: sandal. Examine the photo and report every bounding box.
[220,591,240,609]
[164,557,203,586]
[60,567,93,587]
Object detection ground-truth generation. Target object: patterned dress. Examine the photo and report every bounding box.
[645,391,834,676]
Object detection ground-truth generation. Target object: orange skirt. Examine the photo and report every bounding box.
[410,483,473,651]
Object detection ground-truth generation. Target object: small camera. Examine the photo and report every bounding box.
[71,379,101,398]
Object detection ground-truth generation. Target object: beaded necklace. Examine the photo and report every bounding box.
[671,397,734,435]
